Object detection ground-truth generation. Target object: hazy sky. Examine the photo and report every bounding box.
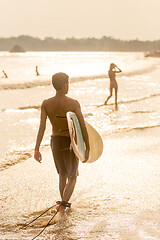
[1,0,159,40]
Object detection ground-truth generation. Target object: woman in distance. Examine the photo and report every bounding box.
[104,63,122,109]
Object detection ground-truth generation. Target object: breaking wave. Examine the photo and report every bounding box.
[0,63,156,91]
[0,75,107,91]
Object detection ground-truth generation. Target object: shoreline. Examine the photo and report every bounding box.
[1,123,160,172]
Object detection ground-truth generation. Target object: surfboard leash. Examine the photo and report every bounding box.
[31,201,71,240]
[31,205,60,240]
[21,203,58,229]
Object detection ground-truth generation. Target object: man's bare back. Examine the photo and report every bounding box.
[43,95,80,136]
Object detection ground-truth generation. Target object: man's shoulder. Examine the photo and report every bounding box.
[41,97,55,107]
[66,96,79,104]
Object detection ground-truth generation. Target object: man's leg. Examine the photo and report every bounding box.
[57,176,77,216]
[59,174,67,199]
[62,177,77,203]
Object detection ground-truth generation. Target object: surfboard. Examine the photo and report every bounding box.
[66,112,103,163]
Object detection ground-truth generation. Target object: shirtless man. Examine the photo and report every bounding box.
[34,72,90,215]
[104,63,122,109]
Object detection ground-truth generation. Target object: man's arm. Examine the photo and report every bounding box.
[74,101,90,163]
[34,101,47,163]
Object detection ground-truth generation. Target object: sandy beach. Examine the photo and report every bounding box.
[0,51,160,239]
[1,128,160,240]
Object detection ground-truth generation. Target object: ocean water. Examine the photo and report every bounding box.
[0,51,160,240]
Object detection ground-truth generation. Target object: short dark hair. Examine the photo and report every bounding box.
[52,72,69,90]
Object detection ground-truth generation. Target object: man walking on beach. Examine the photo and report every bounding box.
[34,72,90,215]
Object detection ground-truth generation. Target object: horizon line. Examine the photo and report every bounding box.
[0,35,160,42]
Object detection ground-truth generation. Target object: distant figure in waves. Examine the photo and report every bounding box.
[36,65,40,76]
[104,63,122,109]
[2,70,8,78]
[34,72,90,216]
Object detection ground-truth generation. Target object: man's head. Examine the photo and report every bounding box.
[52,72,69,93]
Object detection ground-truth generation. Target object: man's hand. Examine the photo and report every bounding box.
[82,148,90,163]
[34,150,42,163]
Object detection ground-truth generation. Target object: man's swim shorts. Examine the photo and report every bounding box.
[51,135,79,178]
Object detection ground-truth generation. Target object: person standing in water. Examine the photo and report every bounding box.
[104,63,122,109]
[34,72,90,216]
[36,66,40,76]
[2,70,8,78]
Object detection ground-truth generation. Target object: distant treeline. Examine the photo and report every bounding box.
[0,35,160,52]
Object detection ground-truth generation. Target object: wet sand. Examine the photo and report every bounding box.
[1,127,160,240]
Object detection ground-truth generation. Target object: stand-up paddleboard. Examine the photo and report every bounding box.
[66,112,103,163]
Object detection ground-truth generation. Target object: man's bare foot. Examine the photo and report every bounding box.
[56,205,65,216]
